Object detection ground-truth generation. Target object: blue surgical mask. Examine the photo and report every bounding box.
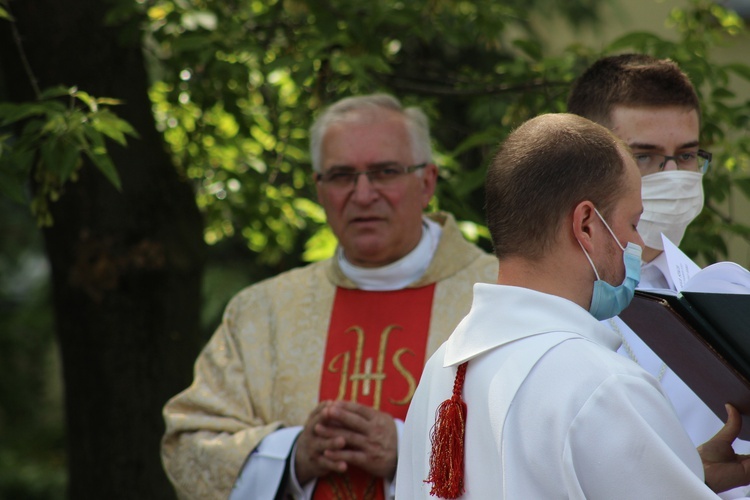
[579,208,642,320]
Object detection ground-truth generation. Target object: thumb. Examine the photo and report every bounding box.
[711,404,742,445]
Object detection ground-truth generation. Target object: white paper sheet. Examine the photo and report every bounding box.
[661,234,750,294]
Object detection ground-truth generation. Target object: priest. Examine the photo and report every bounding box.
[160,93,498,499]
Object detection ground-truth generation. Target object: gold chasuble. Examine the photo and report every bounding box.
[313,285,436,500]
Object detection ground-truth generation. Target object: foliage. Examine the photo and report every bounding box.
[141,0,611,272]
[1,1,748,265]
[143,0,750,270]
[1,0,138,228]
[0,4,154,497]
[0,200,65,499]
[601,0,750,263]
[0,86,138,226]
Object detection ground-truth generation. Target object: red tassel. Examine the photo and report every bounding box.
[425,361,468,499]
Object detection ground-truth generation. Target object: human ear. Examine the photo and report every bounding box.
[572,201,597,253]
[420,163,439,208]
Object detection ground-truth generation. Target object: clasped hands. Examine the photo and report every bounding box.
[294,400,398,486]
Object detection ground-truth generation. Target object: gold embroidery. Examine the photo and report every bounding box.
[325,325,418,410]
[327,351,351,400]
[390,348,416,406]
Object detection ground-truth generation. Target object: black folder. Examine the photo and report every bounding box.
[619,290,750,440]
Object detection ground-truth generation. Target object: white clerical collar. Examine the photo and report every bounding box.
[639,251,672,290]
[338,217,442,291]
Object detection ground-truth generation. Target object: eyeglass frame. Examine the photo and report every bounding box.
[314,162,428,187]
[633,149,712,175]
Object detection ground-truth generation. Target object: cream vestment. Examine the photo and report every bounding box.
[161,213,497,499]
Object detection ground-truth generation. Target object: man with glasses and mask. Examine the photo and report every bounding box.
[397,113,750,499]
[161,94,497,499]
[568,54,750,498]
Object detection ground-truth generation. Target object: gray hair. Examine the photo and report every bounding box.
[309,93,433,172]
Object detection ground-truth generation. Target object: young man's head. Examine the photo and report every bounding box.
[567,53,700,128]
[486,113,644,316]
[568,54,708,262]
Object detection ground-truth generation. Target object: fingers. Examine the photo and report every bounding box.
[314,422,374,450]
[320,404,399,478]
[712,404,742,445]
[328,399,378,416]
[294,402,351,484]
[322,400,383,434]
[319,403,395,444]
[323,442,398,479]
[315,452,349,474]
[300,401,399,479]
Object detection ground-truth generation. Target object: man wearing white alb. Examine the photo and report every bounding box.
[396,113,750,499]
[568,54,750,498]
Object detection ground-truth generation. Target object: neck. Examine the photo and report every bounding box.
[338,217,442,290]
[497,252,593,311]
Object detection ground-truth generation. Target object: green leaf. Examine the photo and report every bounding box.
[40,110,71,136]
[171,34,216,54]
[727,63,750,83]
[0,5,14,21]
[450,128,505,157]
[40,136,63,175]
[451,164,488,197]
[94,97,125,106]
[91,117,125,145]
[0,103,51,127]
[711,87,735,99]
[58,140,81,182]
[0,145,33,204]
[91,110,139,145]
[38,86,73,100]
[512,39,543,62]
[734,178,750,199]
[606,31,665,52]
[39,133,84,183]
[302,225,336,262]
[84,148,122,191]
[82,128,121,190]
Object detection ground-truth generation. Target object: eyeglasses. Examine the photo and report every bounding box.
[633,149,712,176]
[315,163,427,189]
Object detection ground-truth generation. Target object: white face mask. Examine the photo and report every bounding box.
[636,170,704,251]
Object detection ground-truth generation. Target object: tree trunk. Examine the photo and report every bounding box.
[0,0,206,497]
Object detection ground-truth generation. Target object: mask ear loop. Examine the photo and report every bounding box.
[593,207,626,252]
[577,240,601,280]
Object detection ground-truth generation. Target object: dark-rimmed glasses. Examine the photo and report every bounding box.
[315,163,427,189]
[633,149,712,176]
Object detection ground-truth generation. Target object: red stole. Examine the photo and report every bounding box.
[313,285,436,499]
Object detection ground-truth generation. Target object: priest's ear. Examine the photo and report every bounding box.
[419,163,439,209]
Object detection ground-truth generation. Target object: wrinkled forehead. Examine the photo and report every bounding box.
[330,107,405,127]
[321,112,413,167]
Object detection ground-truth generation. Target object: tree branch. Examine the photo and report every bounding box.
[6,2,41,99]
